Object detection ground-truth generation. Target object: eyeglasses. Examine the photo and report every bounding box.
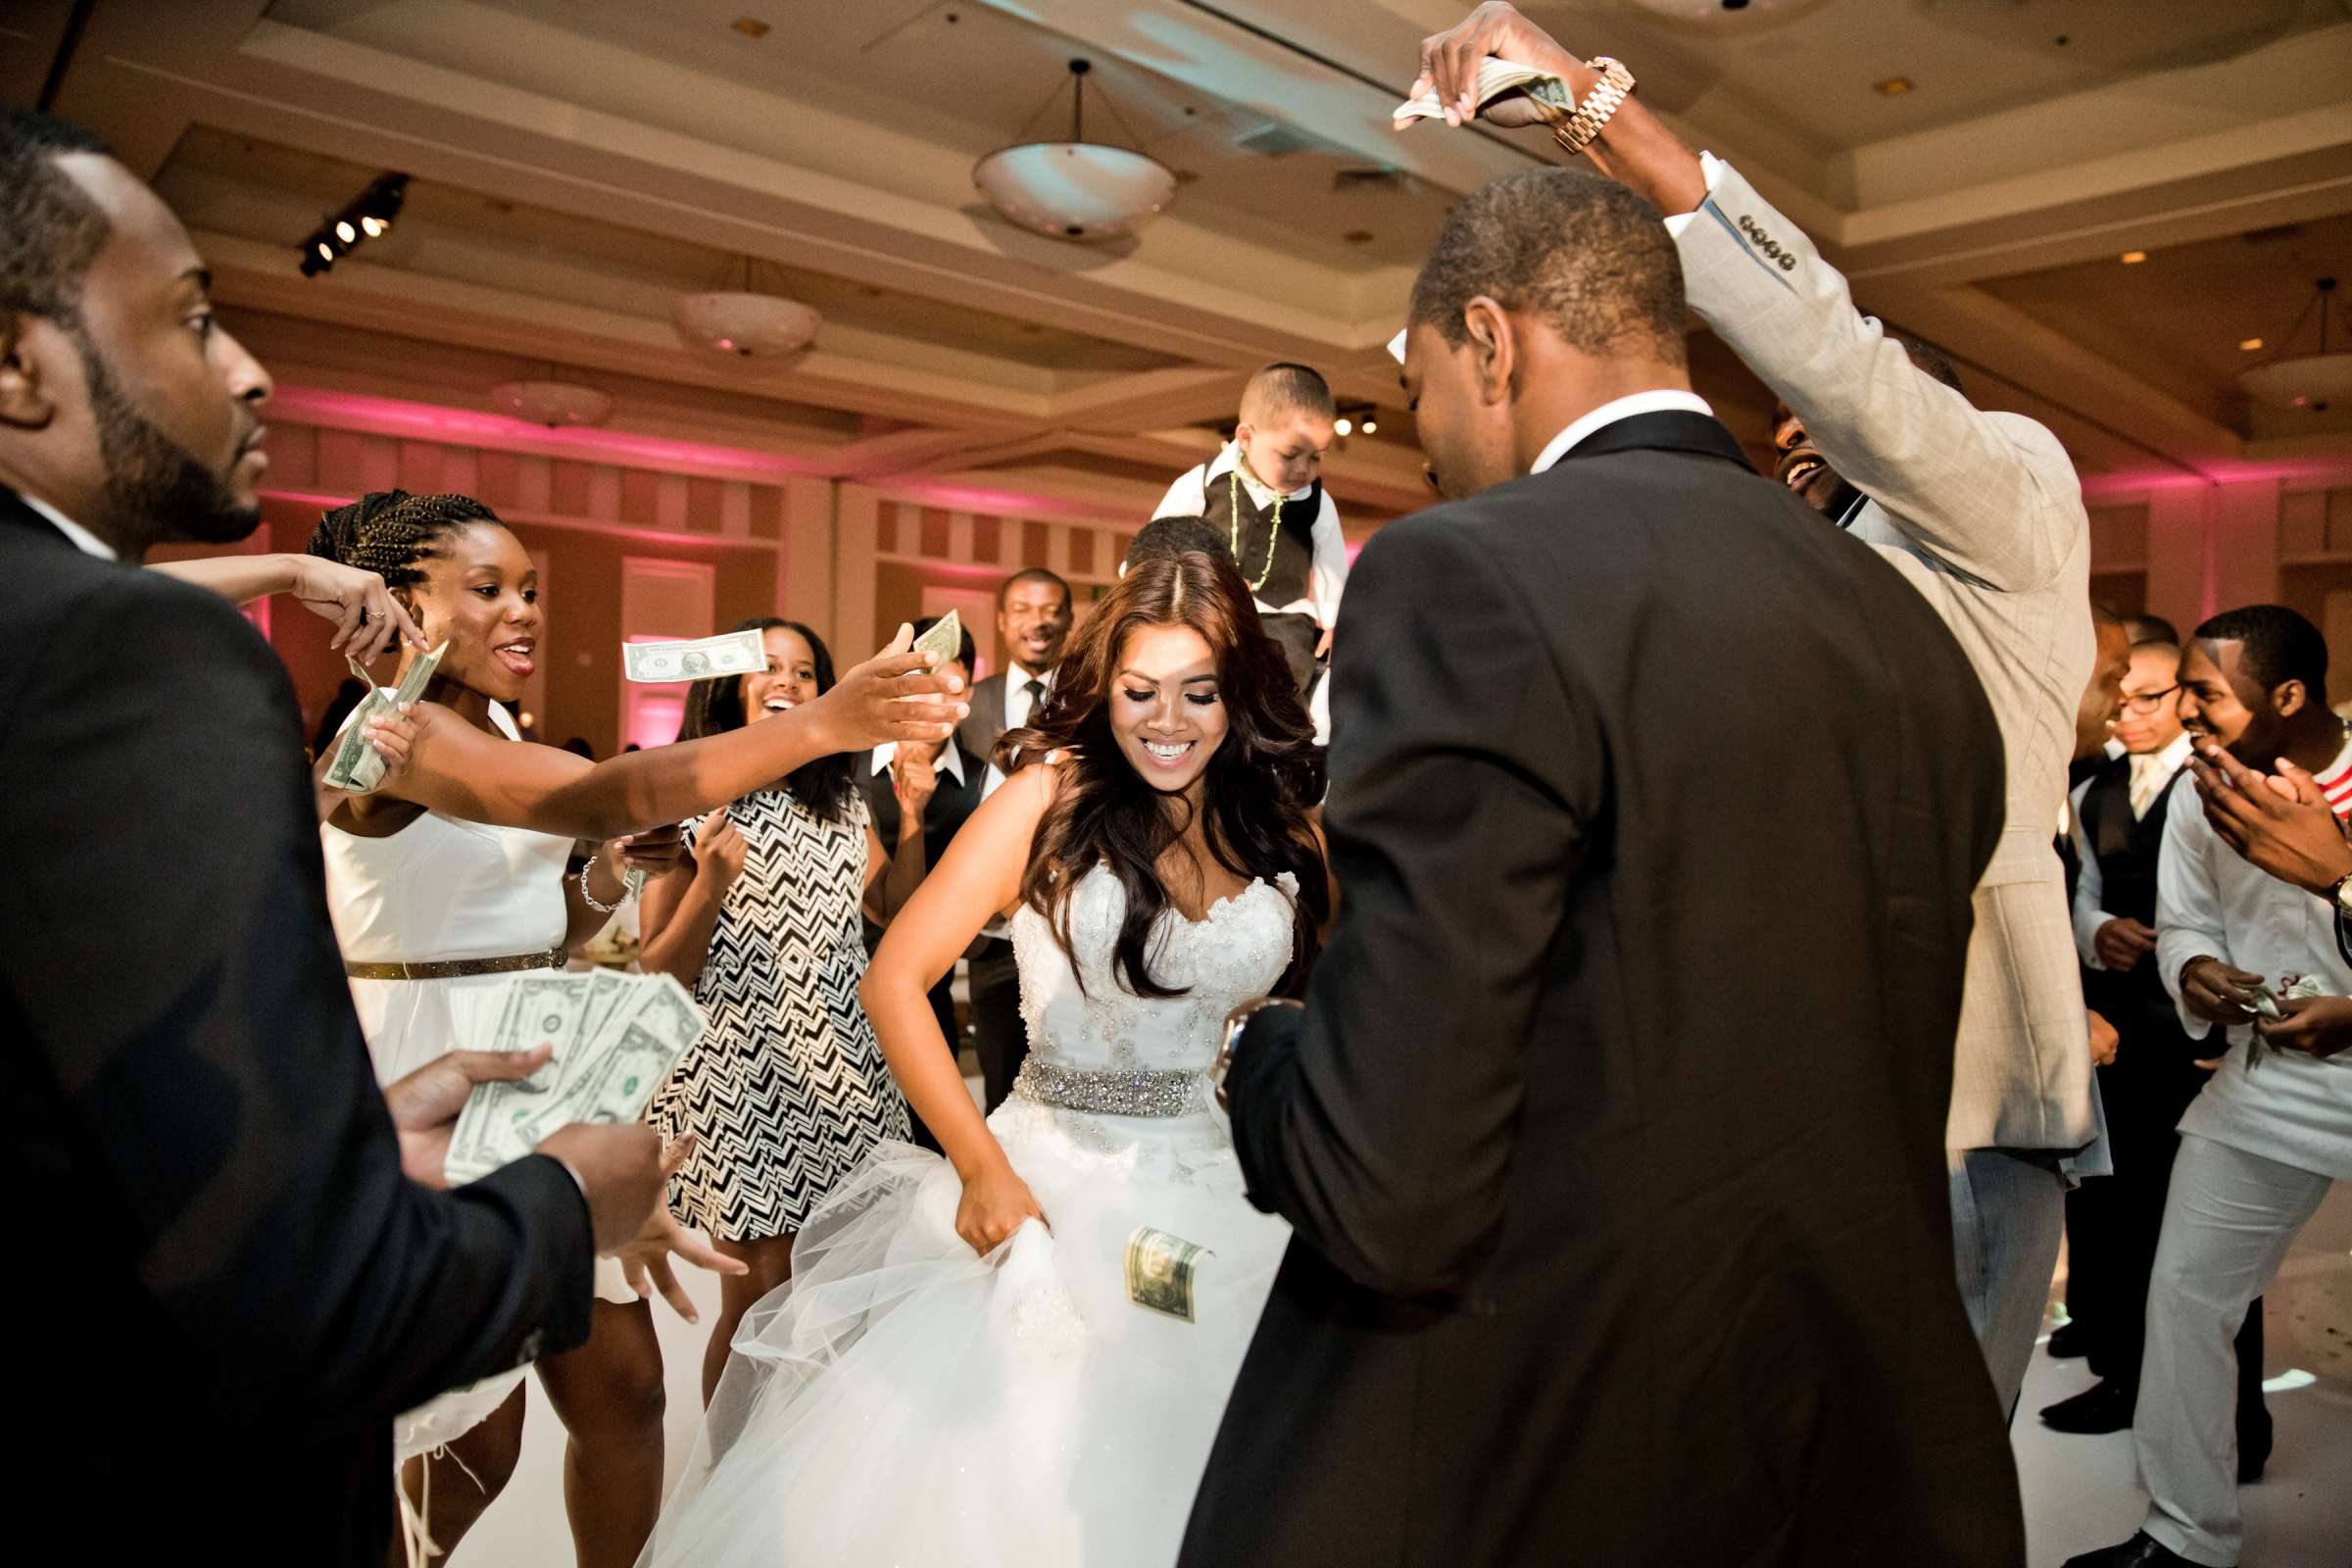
[2119,684,2180,715]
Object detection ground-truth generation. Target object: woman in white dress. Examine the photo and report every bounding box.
[644,548,1331,1567]
[308,490,964,1565]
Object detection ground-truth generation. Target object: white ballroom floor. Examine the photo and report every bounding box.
[462,1149,2352,1567]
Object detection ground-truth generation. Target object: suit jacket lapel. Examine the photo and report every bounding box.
[1547,411,1755,474]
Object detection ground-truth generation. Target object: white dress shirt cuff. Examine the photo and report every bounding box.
[1658,150,1727,239]
[2075,906,2115,971]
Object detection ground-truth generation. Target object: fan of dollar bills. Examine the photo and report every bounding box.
[443,970,704,1184]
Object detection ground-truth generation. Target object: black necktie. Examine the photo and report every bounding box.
[1023,678,1045,718]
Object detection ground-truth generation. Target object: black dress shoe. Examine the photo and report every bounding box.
[2238,1414,2273,1483]
[2060,1532,2198,1567]
[2040,1379,2135,1434]
[2048,1320,2092,1359]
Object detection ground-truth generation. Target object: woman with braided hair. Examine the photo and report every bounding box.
[309,489,963,1567]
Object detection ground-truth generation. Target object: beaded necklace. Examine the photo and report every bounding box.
[1226,467,1282,594]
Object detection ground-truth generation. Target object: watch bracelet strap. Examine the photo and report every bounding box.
[1553,57,1634,158]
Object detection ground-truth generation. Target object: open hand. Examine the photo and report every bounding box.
[610,1135,750,1322]
[1404,3,1583,131]
[289,553,426,662]
[2180,955,2263,1026]
[2255,994,2352,1059]
[809,624,967,754]
[384,1044,554,1187]
[2188,744,2352,895]
[2093,916,2158,973]
[955,1160,1048,1256]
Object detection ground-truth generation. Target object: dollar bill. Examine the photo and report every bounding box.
[910,609,963,671]
[447,973,594,1179]
[623,628,768,684]
[1125,1225,1212,1324]
[322,641,448,793]
[2245,972,2325,1069]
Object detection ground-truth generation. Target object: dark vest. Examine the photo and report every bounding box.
[2079,753,2202,1075]
[1210,465,1320,610]
[859,741,987,957]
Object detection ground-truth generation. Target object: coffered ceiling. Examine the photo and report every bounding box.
[7,0,2350,520]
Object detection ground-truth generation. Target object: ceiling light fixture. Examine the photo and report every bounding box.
[673,255,821,359]
[298,172,408,277]
[489,375,614,428]
[2239,276,2349,415]
[2120,251,2147,265]
[1874,76,1914,97]
[2239,337,2265,352]
[1360,416,1378,435]
[731,17,770,38]
[972,59,1175,242]
[1334,416,1353,437]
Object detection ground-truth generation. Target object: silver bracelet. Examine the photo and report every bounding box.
[578,850,623,913]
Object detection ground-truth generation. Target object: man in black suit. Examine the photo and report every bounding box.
[956,566,1071,1109]
[1183,168,2022,1565]
[0,110,661,1562]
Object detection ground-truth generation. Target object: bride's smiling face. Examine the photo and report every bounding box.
[1108,622,1227,796]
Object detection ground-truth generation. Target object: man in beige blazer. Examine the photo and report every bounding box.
[1409,4,2099,1418]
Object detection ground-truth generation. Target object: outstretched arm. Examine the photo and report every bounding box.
[380,630,965,842]
[154,550,426,662]
[1225,519,1596,1298]
[1409,3,2082,592]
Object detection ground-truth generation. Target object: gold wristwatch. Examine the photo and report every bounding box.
[1553,56,1636,159]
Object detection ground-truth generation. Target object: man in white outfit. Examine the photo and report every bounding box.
[1405,3,2099,1419]
[2067,606,2352,1568]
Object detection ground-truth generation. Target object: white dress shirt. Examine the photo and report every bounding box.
[21,493,116,561]
[1529,391,1717,476]
[871,739,969,787]
[2071,731,2194,968]
[1153,442,1348,626]
[2155,733,2352,1180]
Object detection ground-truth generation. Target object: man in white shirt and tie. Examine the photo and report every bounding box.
[957,566,1072,1109]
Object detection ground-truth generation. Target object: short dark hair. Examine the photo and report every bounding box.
[1408,167,1685,366]
[678,617,856,823]
[1239,363,1335,424]
[2126,613,2180,647]
[1895,337,1963,393]
[1127,515,1231,574]
[998,565,1070,611]
[2193,604,2328,697]
[911,612,975,670]
[0,108,115,320]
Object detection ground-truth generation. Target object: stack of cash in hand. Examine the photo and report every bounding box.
[323,641,447,793]
[1392,57,1572,125]
[2246,972,2324,1069]
[444,970,704,1184]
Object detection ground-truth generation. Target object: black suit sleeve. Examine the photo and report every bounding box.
[0,573,593,1431]
[1225,517,1601,1298]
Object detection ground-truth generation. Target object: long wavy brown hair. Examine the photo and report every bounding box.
[1002,550,1328,999]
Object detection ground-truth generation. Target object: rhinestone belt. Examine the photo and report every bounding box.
[1011,1057,1209,1118]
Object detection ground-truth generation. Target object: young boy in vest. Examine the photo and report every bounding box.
[1153,362,1348,696]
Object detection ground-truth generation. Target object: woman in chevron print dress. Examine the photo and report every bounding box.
[644,618,922,1403]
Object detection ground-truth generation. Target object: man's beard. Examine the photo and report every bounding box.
[73,325,258,551]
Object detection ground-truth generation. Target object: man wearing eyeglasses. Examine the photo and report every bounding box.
[2047,635,2268,1460]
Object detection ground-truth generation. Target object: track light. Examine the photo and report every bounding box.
[298,172,409,276]
[1334,416,1353,437]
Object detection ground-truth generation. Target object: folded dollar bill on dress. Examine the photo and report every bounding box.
[1392,57,1573,126]
[623,628,768,683]
[444,969,704,1183]
[1125,1224,1212,1324]
[322,640,448,794]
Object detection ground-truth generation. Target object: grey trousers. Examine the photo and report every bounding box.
[2136,1134,2331,1567]
[1948,1147,2069,1419]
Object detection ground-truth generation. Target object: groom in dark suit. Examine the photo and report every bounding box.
[1184,168,2023,1564]
[0,110,662,1562]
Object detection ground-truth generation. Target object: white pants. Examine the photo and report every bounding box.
[2135,1134,2332,1566]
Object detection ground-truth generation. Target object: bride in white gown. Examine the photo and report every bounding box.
[644,550,1332,1567]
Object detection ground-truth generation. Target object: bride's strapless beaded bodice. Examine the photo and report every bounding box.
[1008,866,1298,1106]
